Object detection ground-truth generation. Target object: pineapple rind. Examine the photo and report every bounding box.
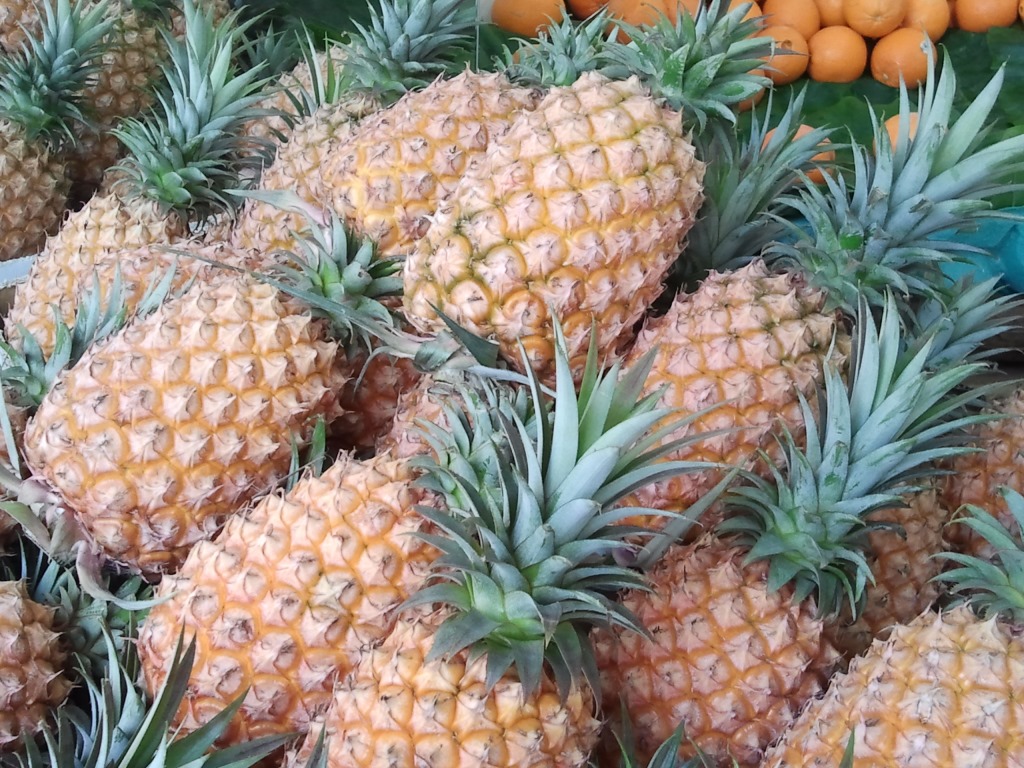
[23,273,347,576]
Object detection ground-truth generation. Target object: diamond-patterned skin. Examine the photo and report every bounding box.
[826,480,952,657]
[620,260,843,525]
[232,97,377,256]
[6,191,187,356]
[0,122,69,262]
[137,455,438,745]
[942,388,1024,560]
[24,274,347,576]
[334,347,422,452]
[403,71,704,383]
[0,581,70,749]
[762,606,1024,767]
[324,70,543,257]
[593,538,841,767]
[287,608,602,768]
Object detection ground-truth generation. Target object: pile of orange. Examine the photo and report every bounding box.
[487,0,1024,92]
[739,0,1021,90]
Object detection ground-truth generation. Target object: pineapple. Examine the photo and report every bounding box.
[620,55,1024,523]
[0,0,112,262]
[0,580,70,750]
[19,212,406,578]
[761,490,1024,766]
[21,268,348,576]
[402,70,704,382]
[137,454,440,744]
[284,326,729,768]
[231,0,481,256]
[5,0,268,358]
[593,296,1000,767]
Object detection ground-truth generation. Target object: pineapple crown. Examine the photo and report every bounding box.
[401,323,731,698]
[671,87,835,290]
[0,265,177,410]
[338,0,476,105]
[497,9,616,88]
[766,56,1024,317]
[935,487,1024,625]
[0,0,113,145]
[112,0,271,225]
[9,630,293,768]
[718,293,1003,617]
[236,190,403,348]
[599,0,771,134]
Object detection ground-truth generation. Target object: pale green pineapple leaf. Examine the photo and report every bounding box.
[498,9,615,87]
[0,0,114,144]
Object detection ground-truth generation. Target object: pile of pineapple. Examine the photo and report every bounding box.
[3,0,1024,766]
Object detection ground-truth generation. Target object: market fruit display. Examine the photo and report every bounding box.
[1,0,1024,767]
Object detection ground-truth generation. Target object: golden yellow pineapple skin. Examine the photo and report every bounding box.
[375,374,457,459]
[23,274,347,576]
[0,121,70,262]
[942,388,1024,560]
[5,191,186,355]
[334,348,421,452]
[593,538,841,767]
[0,581,70,749]
[826,480,952,657]
[324,70,543,256]
[621,260,842,522]
[232,97,377,256]
[289,608,601,768]
[403,72,704,383]
[762,606,1024,767]
[137,454,438,744]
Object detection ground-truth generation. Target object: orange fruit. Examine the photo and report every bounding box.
[844,0,907,37]
[738,67,768,111]
[901,0,950,39]
[879,112,921,151]
[605,0,701,28]
[954,0,1017,31]
[491,0,567,35]
[814,0,846,24]
[1020,0,1024,21]
[763,124,835,183]
[758,24,810,84]
[870,27,933,87]
[566,0,608,18]
[762,0,821,41]
[949,0,957,26]
[808,25,868,82]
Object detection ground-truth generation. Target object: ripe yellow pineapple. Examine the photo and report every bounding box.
[762,492,1024,767]
[6,0,265,357]
[0,580,71,749]
[621,260,843,523]
[137,454,439,743]
[333,345,422,452]
[231,0,480,255]
[593,537,840,767]
[403,71,704,382]
[594,298,997,767]
[0,0,112,262]
[0,0,41,53]
[23,272,348,575]
[290,607,601,768]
